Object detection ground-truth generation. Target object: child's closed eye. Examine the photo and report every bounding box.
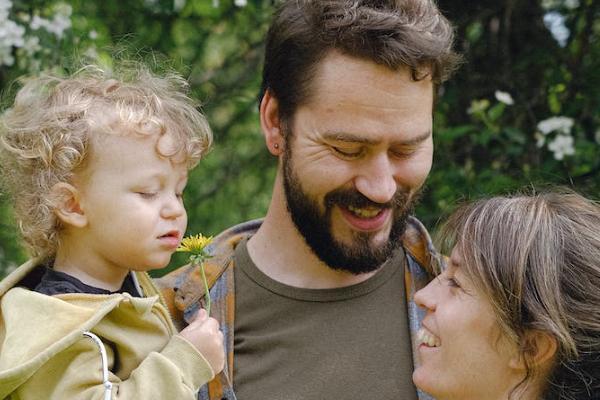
[136,191,158,199]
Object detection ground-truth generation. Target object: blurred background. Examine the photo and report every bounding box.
[0,0,598,277]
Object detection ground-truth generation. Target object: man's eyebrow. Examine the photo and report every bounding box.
[322,130,431,146]
[400,130,432,146]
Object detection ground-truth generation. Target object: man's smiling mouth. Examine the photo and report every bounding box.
[347,205,383,218]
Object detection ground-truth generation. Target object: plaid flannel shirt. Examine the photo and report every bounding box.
[156,216,441,400]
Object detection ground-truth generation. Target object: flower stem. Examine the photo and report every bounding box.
[199,262,211,315]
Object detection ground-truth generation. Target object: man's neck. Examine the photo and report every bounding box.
[247,175,379,289]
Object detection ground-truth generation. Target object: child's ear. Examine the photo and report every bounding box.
[259,89,284,156]
[50,182,87,228]
[509,330,558,371]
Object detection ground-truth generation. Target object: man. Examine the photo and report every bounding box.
[157,1,460,399]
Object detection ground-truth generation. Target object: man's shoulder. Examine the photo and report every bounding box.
[401,216,442,278]
[164,218,262,283]
[154,219,262,325]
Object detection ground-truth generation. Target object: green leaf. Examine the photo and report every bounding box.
[437,125,476,142]
[192,0,221,17]
[487,103,505,122]
[548,92,561,114]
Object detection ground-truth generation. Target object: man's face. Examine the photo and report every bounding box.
[281,51,434,274]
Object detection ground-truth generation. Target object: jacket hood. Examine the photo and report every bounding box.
[0,260,159,397]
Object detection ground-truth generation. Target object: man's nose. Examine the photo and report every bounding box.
[354,154,397,204]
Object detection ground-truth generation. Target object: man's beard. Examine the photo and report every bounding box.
[282,148,419,275]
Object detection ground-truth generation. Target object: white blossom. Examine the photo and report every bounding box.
[16,12,29,23]
[547,134,575,160]
[494,90,514,105]
[542,0,579,10]
[29,5,71,39]
[564,0,579,9]
[0,12,25,66]
[234,0,247,6]
[543,11,570,47]
[0,18,25,46]
[0,43,14,65]
[84,46,98,60]
[29,15,45,30]
[22,35,40,56]
[537,116,574,135]
[89,30,98,40]
[0,0,11,21]
[47,13,70,38]
[174,0,186,12]
[535,132,546,148]
[541,0,560,9]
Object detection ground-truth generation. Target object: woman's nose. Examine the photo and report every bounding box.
[414,277,439,312]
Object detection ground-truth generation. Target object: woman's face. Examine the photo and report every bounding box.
[412,248,523,400]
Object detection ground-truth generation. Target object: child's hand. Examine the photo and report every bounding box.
[179,308,225,374]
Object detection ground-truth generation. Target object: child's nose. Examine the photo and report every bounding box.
[161,194,185,219]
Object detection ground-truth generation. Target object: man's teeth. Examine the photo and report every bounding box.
[417,328,441,348]
[347,205,381,218]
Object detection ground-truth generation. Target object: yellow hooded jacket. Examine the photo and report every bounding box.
[0,259,215,399]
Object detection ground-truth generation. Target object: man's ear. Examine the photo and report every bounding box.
[259,89,284,156]
[51,182,87,228]
[509,330,558,371]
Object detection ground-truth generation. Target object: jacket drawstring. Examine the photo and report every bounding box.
[82,331,113,400]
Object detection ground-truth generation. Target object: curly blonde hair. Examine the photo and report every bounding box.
[0,63,212,260]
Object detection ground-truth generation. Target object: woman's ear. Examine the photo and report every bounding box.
[51,182,87,228]
[259,89,285,156]
[509,330,558,370]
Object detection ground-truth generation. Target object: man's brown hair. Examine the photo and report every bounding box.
[259,0,461,126]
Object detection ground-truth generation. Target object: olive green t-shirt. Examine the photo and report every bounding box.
[233,239,418,400]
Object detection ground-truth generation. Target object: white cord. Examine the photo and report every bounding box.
[82,331,113,400]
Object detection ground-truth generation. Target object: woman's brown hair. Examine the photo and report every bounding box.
[438,189,600,399]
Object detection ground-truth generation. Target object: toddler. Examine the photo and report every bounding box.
[0,63,224,399]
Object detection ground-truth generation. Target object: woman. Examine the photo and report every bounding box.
[413,190,600,400]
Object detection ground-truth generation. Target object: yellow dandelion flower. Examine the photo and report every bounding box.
[176,233,213,314]
[177,234,213,254]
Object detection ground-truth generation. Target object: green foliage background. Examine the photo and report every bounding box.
[0,0,598,276]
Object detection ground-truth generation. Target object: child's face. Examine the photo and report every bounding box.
[74,131,188,275]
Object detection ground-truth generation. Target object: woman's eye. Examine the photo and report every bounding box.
[444,276,461,289]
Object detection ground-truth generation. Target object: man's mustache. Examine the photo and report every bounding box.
[324,187,410,210]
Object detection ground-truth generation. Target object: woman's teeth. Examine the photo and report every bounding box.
[417,328,441,348]
[347,205,381,218]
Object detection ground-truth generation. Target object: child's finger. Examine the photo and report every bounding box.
[204,317,220,331]
[189,308,208,324]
